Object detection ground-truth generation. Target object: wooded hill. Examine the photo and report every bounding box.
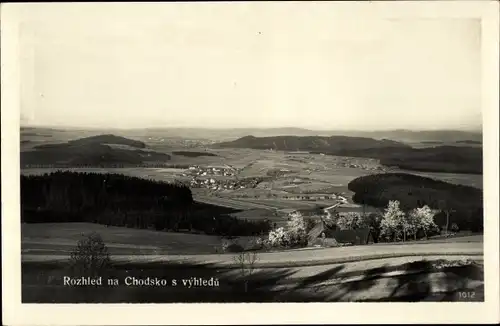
[214,135,410,151]
[347,173,483,232]
[21,172,271,237]
[21,134,171,168]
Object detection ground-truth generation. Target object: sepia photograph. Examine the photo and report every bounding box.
[2,1,499,325]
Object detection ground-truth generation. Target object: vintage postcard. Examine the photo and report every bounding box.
[2,1,499,325]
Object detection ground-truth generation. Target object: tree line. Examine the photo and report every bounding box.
[347,173,483,232]
[21,171,271,237]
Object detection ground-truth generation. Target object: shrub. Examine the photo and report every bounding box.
[69,232,110,277]
[222,241,245,253]
[268,227,291,248]
[260,238,272,250]
[451,223,460,233]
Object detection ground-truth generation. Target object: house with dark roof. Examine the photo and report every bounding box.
[325,228,374,245]
[307,221,375,246]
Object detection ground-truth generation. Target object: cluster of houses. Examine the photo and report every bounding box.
[181,165,284,191]
[188,176,264,191]
[184,165,237,177]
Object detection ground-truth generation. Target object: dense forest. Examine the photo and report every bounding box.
[377,146,482,174]
[348,173,483,232]
[21,172,271,237]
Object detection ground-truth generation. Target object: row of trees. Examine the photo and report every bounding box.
[323,200,457,243]
[229,199,445,250]
[348,173,483,232]
[22,171,193,210]
[21,172,271,237]
[379,201,438,242]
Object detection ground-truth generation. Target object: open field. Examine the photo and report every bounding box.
[21,218,484,303]
[21,148,482,185]
[22,223,226,255]
[23,241,483,267]
[194,195,285,210]
[22,223,483,266]
[230,198,325,210]
[21,147,482,216]
[209,195,328,210]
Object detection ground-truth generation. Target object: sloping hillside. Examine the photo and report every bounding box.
[67,134,146,148]
[214,135,411,151]
[378,146,482,174]
[213,136,482,174]
[21,134,170,168]
[339,129,482,143]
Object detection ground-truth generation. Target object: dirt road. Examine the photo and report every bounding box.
[22,241,482,268]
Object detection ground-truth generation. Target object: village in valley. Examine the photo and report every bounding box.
[15,5,487,305]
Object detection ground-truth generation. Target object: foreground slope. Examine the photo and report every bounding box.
[22,222,482,265]
[23,256,484,302]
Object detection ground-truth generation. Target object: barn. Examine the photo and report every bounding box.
[307,221,375,246]
[324,228,375,245]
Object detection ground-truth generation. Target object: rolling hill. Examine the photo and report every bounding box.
[214,135,411,151]
[21,125,482,144]
[338,129,482,143]
[66,134,147,148]
[213,136,482,174]
[378,146,482,174]
[21,134,170,168]
[138,127,482,143]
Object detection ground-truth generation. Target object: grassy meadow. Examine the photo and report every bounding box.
[22,223,237,255]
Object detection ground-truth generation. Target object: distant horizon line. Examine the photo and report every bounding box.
[20,123,483,133]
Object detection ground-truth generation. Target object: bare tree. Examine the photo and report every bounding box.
[233,251,259,293]
[438,200,456,235]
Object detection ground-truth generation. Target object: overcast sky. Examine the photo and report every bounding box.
[18,3,482,130]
